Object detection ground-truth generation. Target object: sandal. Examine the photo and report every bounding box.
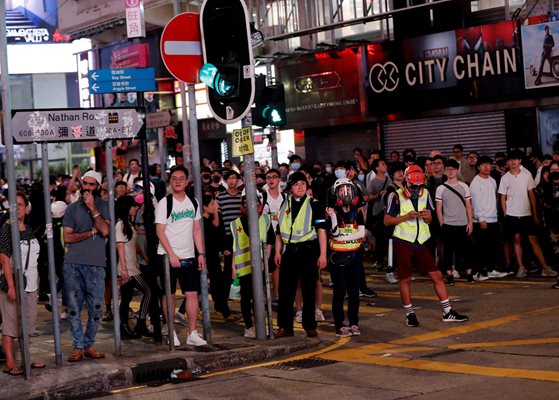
[3,367,24,376]
[31,362,46,369]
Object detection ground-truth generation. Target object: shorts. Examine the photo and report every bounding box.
[393,240,438,280]
[504,215,536,239]
[0,290,37,338]
[158,255,200,294]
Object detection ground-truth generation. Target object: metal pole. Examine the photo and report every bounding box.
[187,83,211,342]
[262,241,274,339]
[0,0,30,378]
[105,140,122,356]
[243,117,266,340]
[180,83,192,173]
[41,143,62,365]
[265,63,278,169]
[164,254,175,351]
[158,127,167,171]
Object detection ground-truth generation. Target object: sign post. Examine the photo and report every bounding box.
[89,68,156,94]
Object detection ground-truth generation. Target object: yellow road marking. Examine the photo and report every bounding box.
[200,337,351,379]
[448,337,559,350]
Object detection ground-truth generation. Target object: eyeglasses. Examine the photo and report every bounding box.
[266,175,279,180]
[444,167,457,171]
[468,155,478,159]
[171,176,186,182]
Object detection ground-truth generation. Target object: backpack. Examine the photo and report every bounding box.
[165,192,198,219]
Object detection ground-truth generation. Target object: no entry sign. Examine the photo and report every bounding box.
[161,13,203,83]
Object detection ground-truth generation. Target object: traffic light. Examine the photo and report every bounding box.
[200,0,255,125]
[252,80,287,128]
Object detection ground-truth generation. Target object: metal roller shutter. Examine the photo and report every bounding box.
[383,112,507,158]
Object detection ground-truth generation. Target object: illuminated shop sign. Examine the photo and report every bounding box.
[5,0,70,44]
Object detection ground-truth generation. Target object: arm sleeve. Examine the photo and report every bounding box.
[154,197,167,224]
[435,185,444,202]
[115,221,126,243]
[311,200,327,230]
[0,224,12,257]
[385,192,400,216]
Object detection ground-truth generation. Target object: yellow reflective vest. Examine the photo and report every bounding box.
[277,195,317,244]
[392,188,431,245]
[231,214,271,277]
[329,220,363,252]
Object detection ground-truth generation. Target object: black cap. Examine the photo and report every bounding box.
[288,171,308,187]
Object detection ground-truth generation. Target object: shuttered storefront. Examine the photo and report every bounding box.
[383,111,507,158]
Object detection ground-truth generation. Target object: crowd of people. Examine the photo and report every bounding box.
[0,139,558,374]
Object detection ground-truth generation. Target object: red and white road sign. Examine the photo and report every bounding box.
[160,12,203,83]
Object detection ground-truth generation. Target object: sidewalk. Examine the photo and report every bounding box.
[0,299,332,400]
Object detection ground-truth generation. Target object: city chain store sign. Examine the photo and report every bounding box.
[369,21,519,93]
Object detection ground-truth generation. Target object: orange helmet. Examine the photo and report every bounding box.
[404,165,425,186]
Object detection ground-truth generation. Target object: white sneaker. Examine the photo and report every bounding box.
[174,312,188,326]
[60,310,68,320]
[487,270,508,278]
[161,325,169,336]
[474,273,489,282]
[172,330,181,347]
[315,309,326,322]
[452,268,460,279]
[516,267,527,278]
[542,266,558,277]
[243,327,256,338]
[386,272,398,284]
[186,330,207,346]
[295,310,303,323]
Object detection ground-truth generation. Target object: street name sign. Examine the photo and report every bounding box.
[12,108,145,143]
[88,68,155,94]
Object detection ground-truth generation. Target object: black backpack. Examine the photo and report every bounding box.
[165,192,198,219]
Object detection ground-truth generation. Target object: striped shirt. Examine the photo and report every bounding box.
[217,190,242,236]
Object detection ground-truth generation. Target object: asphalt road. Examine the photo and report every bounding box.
[104,272,559,400]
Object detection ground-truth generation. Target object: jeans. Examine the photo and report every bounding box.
[330,252,360,330]
[63,263,105,350]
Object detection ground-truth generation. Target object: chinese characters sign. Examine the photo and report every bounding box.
[125,0,145,39]
[12,108,144,143]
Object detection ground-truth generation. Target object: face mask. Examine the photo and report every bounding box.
[325,167,332,174]
[211,176,221,183]
[550,171,559,181]
[280,171,288,179]
[291,162,301,170]
[358,174,365,182]
[314,168,321,175]
[257,182,265,189]
[334,169,346,179]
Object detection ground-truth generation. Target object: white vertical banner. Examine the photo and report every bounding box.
[125,0,146,38]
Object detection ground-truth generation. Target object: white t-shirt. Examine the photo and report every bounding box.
[20,238,40,293]
[115,220,141,276]
[155,194,201,259]
[263,189,285,231]
[469,175,498,223]
[498,168,535,217]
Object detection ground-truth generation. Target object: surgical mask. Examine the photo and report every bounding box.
[325,166,332,174]
[358,174,365,182]
[211,176,221,183]
[334,169,346,179]
[291,162,301,170]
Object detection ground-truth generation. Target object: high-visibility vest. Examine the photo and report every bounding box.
[329,220,363,252]
[392,188,431,245]
[277,195,317,244]
[231,214,271,277]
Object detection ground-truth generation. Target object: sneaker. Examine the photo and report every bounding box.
[552,280,559,289]
[271,297,279,306]
[542,266,558,277]
[452,268,460,279]
[349,325,360,336]
[487,270,508,279]
[467,274,476,283]
[172,330,181,347]
[406,313,420,327]
[174,312,188,326]
[516,266,527,278]
[386,272,398,284]
[442,309,469,322]
[336,327,352,337]
[446,275,454,286]
[359,288,377,298]
[60,310,68,320]
[186,330,207,346]
[161,324,169,336]
[243,327,256,338]
[295,310,303,323]
[474,273,489,282]
[102,311,113,322]
[315,309,326,322]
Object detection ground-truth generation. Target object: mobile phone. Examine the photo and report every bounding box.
[179,259,194,268]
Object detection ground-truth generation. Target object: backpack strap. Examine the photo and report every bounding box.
[442,183,466,208]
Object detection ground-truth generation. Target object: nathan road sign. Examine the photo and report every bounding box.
[12,108,144,143]
[89,67,155,94]
[161,12,203,83]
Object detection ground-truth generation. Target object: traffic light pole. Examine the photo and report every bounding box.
[242,116,267,340]
[265,63,279,169]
